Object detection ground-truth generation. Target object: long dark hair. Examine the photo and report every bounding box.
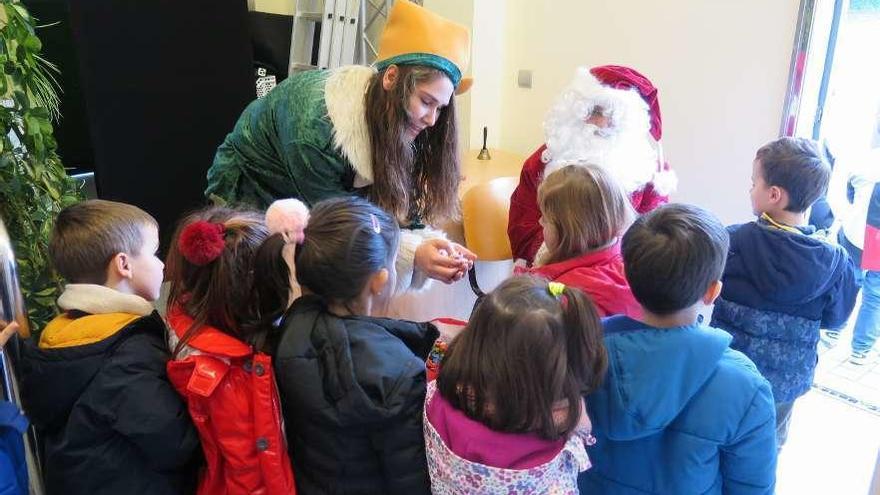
[364,65,460,226]
[437,275,608,440]
[165,207,275,356]
[254,196,400,316]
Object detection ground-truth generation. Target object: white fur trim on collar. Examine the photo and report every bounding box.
[58,284,154,316]
[325,65,376,186]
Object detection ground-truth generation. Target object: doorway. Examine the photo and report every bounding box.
[778,1,880,493]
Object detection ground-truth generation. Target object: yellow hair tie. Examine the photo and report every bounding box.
[548,281,566,299]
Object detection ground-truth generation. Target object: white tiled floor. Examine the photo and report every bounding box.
[777,304,880,494]
[815,323,880,415]
[776,390,880,494]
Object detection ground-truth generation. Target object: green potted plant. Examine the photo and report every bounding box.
[1,0,81,332]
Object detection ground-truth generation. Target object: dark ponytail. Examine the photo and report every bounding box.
[438,275,608,440]
[560,285,608,396]
[251,232,294,352]
[294,196,400,307]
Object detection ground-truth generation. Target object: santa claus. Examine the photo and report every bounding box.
[508,65,676,265]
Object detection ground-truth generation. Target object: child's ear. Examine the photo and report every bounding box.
[702,280,723,305]
[368,268,390,296]
[108,252,133,280]
[769,185,786,206]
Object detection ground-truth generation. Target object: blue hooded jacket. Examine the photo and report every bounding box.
[0,400,28,495]
[579,316,777,495]
[711,220,858,403]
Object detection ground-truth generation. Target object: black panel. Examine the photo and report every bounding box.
[66,0,255,252]
[249,11,293,81]
[23,0,94,174]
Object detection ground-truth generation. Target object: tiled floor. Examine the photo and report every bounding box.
[777,309,880,494]
[776,389,880,494]
[814,323,880,416]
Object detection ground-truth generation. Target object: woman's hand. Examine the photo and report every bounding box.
[0,320,20,347]
[414,238,476,284]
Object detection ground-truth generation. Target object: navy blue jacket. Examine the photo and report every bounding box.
[580,316,777,494]
[20,313,199,495]
[711,220,858,402]
[274,295,439,495]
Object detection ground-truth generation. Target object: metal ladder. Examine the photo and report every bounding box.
[287,0,421,75]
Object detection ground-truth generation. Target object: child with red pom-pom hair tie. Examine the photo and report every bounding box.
[164,204,304,495]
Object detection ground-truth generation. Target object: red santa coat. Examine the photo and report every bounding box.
[166,306,296,495]
[508,144,669,264]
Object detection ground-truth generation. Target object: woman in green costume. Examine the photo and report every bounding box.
[206,2,475,293]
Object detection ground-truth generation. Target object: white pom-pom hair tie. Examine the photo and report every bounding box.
[266,198,309,244]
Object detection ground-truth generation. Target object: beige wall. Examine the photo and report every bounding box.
[252,0,294,15]
[498,0,801,224]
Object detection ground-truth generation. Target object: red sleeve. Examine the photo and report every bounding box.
[508,145,548,264]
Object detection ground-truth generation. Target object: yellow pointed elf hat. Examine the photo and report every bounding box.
[374,1,472,94]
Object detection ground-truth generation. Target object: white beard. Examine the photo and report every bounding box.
[541,68,661,193]
[543,123,659,194]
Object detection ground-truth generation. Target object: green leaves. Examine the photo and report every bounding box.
[1,0,83,334]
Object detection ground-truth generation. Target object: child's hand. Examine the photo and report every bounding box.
[0,320,20,348]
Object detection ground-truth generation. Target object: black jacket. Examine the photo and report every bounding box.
[20,312,199,495]
[274,296,439,495]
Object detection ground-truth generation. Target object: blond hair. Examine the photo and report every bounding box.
[49,200,158,284]
[538,164,634,265]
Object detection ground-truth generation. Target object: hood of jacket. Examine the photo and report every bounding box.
[589,316,732,441]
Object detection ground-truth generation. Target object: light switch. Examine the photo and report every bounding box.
[517,69,532,89]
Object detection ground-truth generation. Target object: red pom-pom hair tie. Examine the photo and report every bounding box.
[178,221,226,266]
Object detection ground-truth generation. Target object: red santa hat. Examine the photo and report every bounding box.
[589,65,662,141]
[542,65,676,196]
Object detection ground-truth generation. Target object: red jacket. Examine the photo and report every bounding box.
[508,145,669,264]
[166,306,296,495]
[520,242,641,318]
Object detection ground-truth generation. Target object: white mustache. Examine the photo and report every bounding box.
[583,123,614,139]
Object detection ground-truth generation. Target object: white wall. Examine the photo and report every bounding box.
[468,0,505,150]
[498,0,802,224]
[422,0,474,150]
